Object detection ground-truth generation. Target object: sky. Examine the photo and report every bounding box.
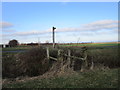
[1,2,118,44]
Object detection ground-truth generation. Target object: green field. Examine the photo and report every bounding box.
[2,46,32,51]
[2,42,119,51]
[59,42,119,47]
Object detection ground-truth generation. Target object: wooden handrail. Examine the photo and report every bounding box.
[49,56,58,61]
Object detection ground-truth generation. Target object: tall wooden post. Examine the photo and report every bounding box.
[47,47,49,59]
[52,27,56,48]
[67,50,71,68]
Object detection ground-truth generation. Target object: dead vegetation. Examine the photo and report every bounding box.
[2,45,119,84]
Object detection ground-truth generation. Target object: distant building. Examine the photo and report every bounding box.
[0,44,10,48]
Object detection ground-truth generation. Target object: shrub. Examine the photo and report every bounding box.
[88,48,119,68]
[16,47,49,77]
[2,53,17,78]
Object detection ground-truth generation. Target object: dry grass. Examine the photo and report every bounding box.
[2,45,119,79]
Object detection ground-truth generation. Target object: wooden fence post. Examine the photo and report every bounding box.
[90,58,94,70]
[68,50,71,61]
[81,51,87,72]
[47,47,50,59]
[58,49,60,59]
[58,49,61,61]
[67,50,71,67]
[84,53,88,67]
[80,63,84,72]
[58,49,64,62]
[71,60,75,70]
[71,50,75,70]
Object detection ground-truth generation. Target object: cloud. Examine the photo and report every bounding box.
[50,20,117,33]
[83,20,118,27]
[3,19,118,37]
[0,21,13,28]
[57,20,118,32]
[1,21,15,33]
[2,29,16,33]
[12,29,51,36]
[81,20,118,31]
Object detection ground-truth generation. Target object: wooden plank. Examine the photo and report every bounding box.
[49,56,58,61]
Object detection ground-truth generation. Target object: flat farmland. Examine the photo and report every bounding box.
[59,42,119,47]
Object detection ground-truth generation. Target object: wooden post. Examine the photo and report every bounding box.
[52,27,56,48]
[71,60,75,70]
[80,62,84,72]
[90,59,94,70]
[58,49,64,62]
[84,53,88,67]
[47,47,49,59]
[68,50,71,61]
[67,50,71,67]
[58,49,60,56]
[81,51,88,72]
[58,49,61,61]
[71,50,75,70]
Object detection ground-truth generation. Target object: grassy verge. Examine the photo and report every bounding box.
[3,68,119,88]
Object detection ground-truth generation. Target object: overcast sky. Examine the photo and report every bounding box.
[1,2,118,44]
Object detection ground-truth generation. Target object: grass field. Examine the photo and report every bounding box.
[59,42,119,47]
[2,42,119,51]
[2,46,32,51]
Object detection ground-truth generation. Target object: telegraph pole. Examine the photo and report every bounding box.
[52,27,56,48]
